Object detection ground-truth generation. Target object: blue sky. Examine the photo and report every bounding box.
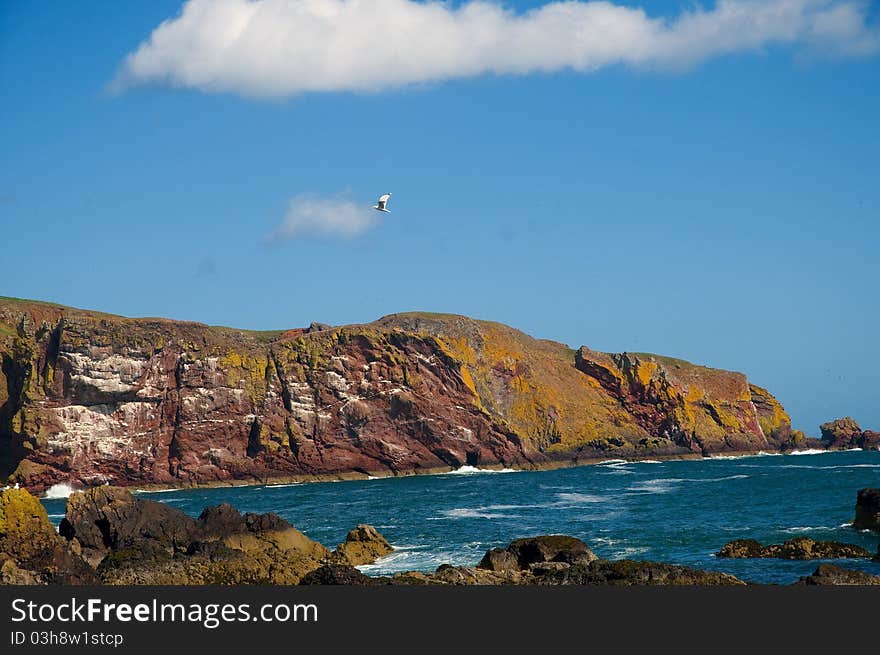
[1,1,879,434]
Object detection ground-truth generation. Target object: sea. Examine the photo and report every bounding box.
[41,449,880,585]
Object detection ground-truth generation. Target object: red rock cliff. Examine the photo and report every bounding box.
[0,298,794,491]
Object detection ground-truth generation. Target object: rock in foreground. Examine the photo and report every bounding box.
[795,564,880,586]
[0,488,97,584]
[853,488,880,532]
[716,537,872,560]
[329,524,393,566]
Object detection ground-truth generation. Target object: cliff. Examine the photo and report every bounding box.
[0,296,796,491]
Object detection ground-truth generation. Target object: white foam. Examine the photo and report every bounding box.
[627,478,684,494]
[43,483,76,499]
[432,507,513,520]
[611,546,650,558]
[555,492,605,504]
[444,465,518,475]
[133,487,182,494]
[265,482,301,488]
[597,459,629,466]
[706,451,783,461]
[696,474,750,482]
[782,525,838,533]
[789,449,828,456]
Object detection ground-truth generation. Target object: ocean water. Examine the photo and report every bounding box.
[41,449,880,585]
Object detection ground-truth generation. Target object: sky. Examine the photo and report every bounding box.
[1,0,879,434]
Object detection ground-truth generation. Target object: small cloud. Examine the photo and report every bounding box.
[267,193,380,242]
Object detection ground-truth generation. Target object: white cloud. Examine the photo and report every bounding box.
[267,193,380,240]
[113,0,880,98]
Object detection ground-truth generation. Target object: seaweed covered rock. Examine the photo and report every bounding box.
[0,488,97,584]
[329,524,393,566]
[716,537,872,560]
[853,488,880,532]
[795,564,880,586]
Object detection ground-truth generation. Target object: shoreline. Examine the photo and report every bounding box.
[34,445,871,500]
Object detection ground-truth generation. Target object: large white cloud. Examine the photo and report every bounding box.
[114,0,879,97]
[267,193,381,240]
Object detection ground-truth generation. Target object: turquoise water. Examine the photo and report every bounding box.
[42,449,880,584]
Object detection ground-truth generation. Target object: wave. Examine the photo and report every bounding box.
[134,487,183,494]
[265,482,301,488]
[431,508,515,520]
[597,459,629,466]
[444,466,518,476]
[555,492,606,504]
[781,525,840,533]
[695,474,750,482]
[789,449,828,456]
[706,451,783,461]
[43,483,77,499]
[388,543,430,551]
[610,546,650,558]
[627,478,685,494]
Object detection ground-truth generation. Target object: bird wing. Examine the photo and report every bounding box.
[378,193,391,204]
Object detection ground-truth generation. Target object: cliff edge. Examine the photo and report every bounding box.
[0,297,796,490]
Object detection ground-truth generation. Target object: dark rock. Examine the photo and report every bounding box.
[477,548,520,572]
[795,564,880,586]
[717,537,872,560]
[299,564,378,585]
[854,488,880,531]
[505,535,597,568]
[534,559,745,586]
[59,487,198,567]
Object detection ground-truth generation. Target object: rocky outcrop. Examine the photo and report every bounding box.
[0,488,97,584]
[60,486,199,567]
[329,524,393,566]
[795,564,880,586]
[55,486,334,584]
[299,564,378,585]
[854,488,880,532]
[0,297,803,491]
[716,537,872,560]
[820,418,880,450]
[478,535,596,571]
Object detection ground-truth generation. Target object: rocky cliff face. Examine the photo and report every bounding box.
[0,297,795,491]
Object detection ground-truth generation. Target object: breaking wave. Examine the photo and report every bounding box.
[445,466,518,476]
[43,483,77,499]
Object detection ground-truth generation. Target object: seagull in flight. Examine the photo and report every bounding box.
[373,193,392,213]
